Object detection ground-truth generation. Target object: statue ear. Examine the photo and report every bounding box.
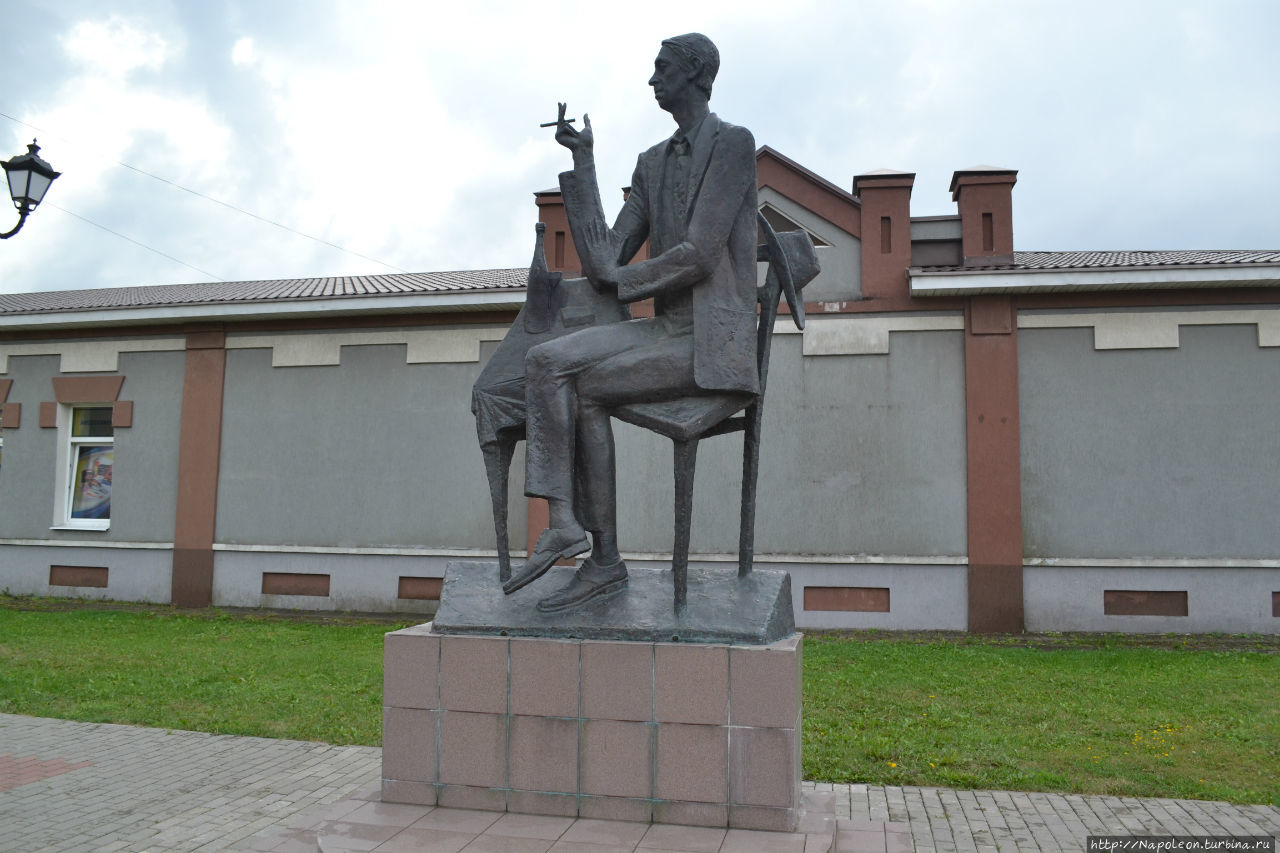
[684,56,702,83]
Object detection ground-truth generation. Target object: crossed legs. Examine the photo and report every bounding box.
[509,318,698,599]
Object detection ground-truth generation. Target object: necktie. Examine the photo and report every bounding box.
[672,136,690,222]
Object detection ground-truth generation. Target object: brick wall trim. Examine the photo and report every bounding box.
[52,375,125,403]
[171,329,227,608]
[50,565,109,588]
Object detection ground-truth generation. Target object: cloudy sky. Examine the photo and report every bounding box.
[1,0,1276,295]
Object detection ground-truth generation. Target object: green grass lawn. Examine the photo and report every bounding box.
[804,633,1279,806]
[1,599,1276,805]
[0,602,402,744]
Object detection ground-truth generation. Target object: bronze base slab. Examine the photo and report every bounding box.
[433,560,795,644]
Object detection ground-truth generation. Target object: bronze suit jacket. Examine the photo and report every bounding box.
[558,114,760,396]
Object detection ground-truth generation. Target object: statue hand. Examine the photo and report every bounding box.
[580,218,618,288]
[554,103,593,154]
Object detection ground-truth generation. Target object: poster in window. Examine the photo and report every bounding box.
[72,407,113,437]
[71,445,112,519]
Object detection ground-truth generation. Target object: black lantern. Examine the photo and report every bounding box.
[2,139,61,239]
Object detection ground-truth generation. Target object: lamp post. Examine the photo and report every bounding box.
[1,139,61,240]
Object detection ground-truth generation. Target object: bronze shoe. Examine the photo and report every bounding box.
[502,525,590,595]
[535,556,628,613]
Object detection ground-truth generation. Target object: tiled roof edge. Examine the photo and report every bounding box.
[0,268,529,317]
[913,250,1280,273]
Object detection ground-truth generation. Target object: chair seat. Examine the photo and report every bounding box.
[613,392,755,443]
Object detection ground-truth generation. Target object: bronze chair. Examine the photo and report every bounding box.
[472,217,818,607]
[611,213,818,607]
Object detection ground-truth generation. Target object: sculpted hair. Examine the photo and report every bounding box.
[661,33,719,99]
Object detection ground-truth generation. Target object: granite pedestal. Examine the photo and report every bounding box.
[382,562,803,831]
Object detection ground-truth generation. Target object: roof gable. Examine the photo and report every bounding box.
[756,146,861,239]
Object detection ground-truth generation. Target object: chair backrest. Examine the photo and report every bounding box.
[754,261,785,401]
[753,215,819,402]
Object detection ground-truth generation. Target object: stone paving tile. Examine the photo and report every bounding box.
[638,822,727,851]
[5,714,1280,853]
[893,787,1280,853]
[562,818,652,847]
[0,752,94,791]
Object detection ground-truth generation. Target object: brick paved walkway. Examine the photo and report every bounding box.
[818,782,1279,852]
[0,713,381,852]
[2,714,1276,852]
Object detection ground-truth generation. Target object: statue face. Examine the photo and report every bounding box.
[649,45,696,112]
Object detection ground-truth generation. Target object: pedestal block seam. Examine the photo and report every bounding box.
[577,640,583,803]
[649,643,657,803]
[433,636,442,793]
[505,637,512,804]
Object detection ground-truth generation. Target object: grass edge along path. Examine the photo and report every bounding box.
[1,598,1276,806]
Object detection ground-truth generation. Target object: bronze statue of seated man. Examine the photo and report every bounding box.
[503,33,761,612]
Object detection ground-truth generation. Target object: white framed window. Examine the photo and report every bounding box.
[53,404,114,530]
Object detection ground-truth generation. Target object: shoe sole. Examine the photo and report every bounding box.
[501,536,590,595]
[536,576,628,613]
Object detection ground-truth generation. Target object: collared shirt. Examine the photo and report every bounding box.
[662,114,708,229]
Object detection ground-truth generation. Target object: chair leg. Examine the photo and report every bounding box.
[738,403,763,578]
[672,438,698,609]
[480,435,518,583]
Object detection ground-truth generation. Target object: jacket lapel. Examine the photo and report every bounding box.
[652,143,672,248]
[685,113,720,220]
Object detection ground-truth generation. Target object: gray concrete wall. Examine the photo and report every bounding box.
[0,544,172,602]
[1019,323,1280,559]
[0,354,62,539]
[609,331,969,558]
[110,351,185,541]
[214,328,968,562]
[787,562,967,631]
[1025,565,1279,634]
[9,310,1272,635]
[0,349,183,544]
[211,550,446,615]
[910,217,963,267]
[216,342,516,551]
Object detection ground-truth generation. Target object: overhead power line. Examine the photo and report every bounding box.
[47,202,226,283]
[113,159,411,273]
[1,110,410,274]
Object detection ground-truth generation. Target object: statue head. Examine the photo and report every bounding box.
[656,33,719,101]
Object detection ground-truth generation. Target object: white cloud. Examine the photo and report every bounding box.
[0,13,234,292]
[0,0,1276,294]
[231,37,254,66]
[61,16,174,77]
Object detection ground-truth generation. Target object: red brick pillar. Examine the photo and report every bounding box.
[534,190,580,274]
[853,170,915,301]
[952,167,1023,632]
[951,166,1017,266]
[963,297,1023,633]
[171,325,226,608]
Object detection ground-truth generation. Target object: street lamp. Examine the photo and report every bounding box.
[1,139,61,239]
